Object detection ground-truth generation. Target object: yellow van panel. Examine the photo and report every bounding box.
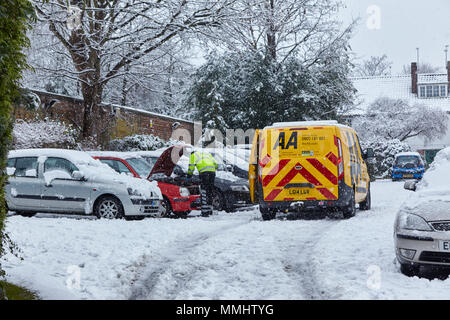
[259,126,340,202]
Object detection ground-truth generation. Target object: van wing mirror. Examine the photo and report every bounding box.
[404,181,417,192]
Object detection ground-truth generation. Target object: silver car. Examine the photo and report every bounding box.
[5,149,162,219]
[394,148,450,276]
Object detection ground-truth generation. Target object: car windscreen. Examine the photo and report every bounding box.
[395,156,421,167]
[127,158,153,178]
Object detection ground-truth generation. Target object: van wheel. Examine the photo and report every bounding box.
[16,211,36,218]
[360,185,371,211]
[260,206,276,221]
[342,189,356,219]
[95,196,124,219]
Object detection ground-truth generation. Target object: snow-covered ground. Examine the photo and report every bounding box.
[2,180,450,300]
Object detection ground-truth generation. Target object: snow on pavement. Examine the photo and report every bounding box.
[3,180,450,299]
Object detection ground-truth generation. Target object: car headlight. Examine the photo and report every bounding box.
[127,188,143,197]
[230,185,249,192]
[180,187,190,197]
[398,212,432,231]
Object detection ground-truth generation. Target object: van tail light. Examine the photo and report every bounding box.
[336,137,344,181]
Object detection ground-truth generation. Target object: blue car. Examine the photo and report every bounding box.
[391,152,425,181]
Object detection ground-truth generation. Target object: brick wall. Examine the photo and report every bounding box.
[28,89,195,146]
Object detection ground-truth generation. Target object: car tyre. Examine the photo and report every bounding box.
[160,197,173,218]
[342,189,356,219]
[95,196,124,219]
[400,263,420,277]
[212,189,225,212]
[359,184,371,211]
[16,211,36,218]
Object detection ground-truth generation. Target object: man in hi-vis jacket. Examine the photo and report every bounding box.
[187,148,218,217]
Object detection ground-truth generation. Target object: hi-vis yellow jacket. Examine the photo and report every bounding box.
[188,150,218,175]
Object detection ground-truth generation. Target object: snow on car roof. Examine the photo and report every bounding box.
[264,121,353,130]
[9,149,97,165]
[9,149,162,199]
[411,147,450,199]
[88,151,145,160]
[395,152,422,158]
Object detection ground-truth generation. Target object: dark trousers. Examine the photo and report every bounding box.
[199,171,215,216]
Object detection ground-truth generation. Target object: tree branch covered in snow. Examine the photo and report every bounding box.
[29,0,236,140]
[353,97,448,142]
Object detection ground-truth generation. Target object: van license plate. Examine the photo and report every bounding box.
[288,189,310,196]
[440,241,450,251]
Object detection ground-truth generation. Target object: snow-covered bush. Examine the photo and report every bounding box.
[12,119,78,149]
[108,134,182,151]
[360,138,411,179]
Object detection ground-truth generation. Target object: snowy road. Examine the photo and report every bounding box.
[3,180,450,300]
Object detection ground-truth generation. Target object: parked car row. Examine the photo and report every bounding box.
[5,149,162,219]
[4,146,253,219]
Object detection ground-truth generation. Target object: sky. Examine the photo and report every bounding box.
[341,0,450,74]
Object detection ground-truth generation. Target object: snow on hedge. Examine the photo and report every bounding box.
[108,134,183,152]
[13,119,78,149]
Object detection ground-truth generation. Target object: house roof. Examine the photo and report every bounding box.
[348,74,450,116]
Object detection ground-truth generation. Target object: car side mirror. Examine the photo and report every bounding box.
[72,171,86,181]
[404,181,417,192]
[226,164,233,172]
[364,148,375,160]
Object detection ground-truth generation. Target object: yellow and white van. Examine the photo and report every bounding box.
[249,121,373,220]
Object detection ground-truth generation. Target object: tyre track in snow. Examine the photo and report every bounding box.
[276,218,337,300]
[128,215,256,300]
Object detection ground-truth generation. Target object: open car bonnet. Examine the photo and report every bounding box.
[147,145,187,178]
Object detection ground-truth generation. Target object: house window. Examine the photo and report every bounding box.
[419,84,448,98]
[419,86,426,98]
[433,86,440,97]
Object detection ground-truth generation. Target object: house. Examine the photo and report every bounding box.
[350,62,450,163]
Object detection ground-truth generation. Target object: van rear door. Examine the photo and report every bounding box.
[261,126,340,202]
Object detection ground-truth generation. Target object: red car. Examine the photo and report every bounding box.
[91,146,200,218]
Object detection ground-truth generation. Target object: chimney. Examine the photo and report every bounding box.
[411,62,418,94]
[447,61,450,93]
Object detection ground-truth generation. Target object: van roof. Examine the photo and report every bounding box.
[264,121,352,130]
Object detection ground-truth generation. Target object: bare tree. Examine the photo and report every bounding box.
[354,54,392,77]
[402,62,441,74]
[213,0,356,64]
[31,0,235,141]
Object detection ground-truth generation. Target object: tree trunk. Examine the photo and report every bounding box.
[80,82,103,140]
[265,0,277,61]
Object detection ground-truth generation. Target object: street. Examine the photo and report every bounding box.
[3,180,450,300]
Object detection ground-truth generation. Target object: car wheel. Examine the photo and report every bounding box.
[400,263,420,277]
[95,196,124,219]
[359,185,371,211]
[342,189,356,219]
[212,189,225,212]
[160,197,173,218]
[260,206,276,221]
[16,211,36,218]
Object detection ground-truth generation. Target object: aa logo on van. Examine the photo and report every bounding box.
[273,132,298,150]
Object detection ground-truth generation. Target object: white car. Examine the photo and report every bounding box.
[5,149,162,219]
[394,147,450,276]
